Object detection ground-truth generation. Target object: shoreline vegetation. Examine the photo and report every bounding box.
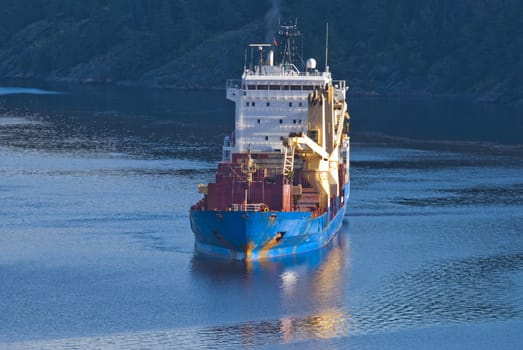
[1,1,522,105]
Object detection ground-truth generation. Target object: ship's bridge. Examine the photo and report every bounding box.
[224,64,346,158]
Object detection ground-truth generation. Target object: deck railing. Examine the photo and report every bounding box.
[231,203,268,212]
[227,79,346,92]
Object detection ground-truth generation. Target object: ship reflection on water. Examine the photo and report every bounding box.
[190,227,351,344]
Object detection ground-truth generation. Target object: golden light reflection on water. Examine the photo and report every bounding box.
[190,232,352,345]
[278,236,352,342]
[279,308,350,342]
[312,238,348,308]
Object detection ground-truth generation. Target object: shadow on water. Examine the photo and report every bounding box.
[0,83,234,161]
[349,96,523,145]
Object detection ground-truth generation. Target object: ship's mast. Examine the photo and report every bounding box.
[277,20,302,69]
[325,22,329,72]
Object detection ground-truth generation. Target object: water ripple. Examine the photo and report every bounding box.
[352,252,523,334]
[4,253,521,349]
[394,184,523,207]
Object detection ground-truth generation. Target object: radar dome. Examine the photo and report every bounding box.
[306,58,317,70]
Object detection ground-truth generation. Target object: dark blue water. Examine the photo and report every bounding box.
[1,83,522,349]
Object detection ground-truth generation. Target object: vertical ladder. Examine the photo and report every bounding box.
[283,145,295,177]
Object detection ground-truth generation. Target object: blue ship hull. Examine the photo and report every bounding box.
[190,183,350,260]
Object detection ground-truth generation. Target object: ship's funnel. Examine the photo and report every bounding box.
[268,50,274,66]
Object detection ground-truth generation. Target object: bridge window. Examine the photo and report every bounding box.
[291,85,301,91]
[269,85,280,90]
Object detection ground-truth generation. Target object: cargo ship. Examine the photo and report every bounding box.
[190,22,350,260]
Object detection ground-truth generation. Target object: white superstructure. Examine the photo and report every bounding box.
[222,24,347,161]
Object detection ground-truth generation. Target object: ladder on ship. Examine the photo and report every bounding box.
[283,145,295,178]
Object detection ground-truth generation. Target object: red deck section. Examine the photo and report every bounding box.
[197,151,347,214]
[206,160,292,211]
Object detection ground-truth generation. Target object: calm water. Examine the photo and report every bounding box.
[1,83,522,349]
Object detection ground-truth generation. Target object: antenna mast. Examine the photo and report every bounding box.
[325,22,329,72]
[244,48,247,71]
[278,20,301,67]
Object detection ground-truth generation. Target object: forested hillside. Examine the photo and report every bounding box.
[0,0,522,103]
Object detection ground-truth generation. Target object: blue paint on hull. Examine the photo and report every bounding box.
[189,183,350,260]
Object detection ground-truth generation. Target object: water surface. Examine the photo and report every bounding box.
[1,83,522,349]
